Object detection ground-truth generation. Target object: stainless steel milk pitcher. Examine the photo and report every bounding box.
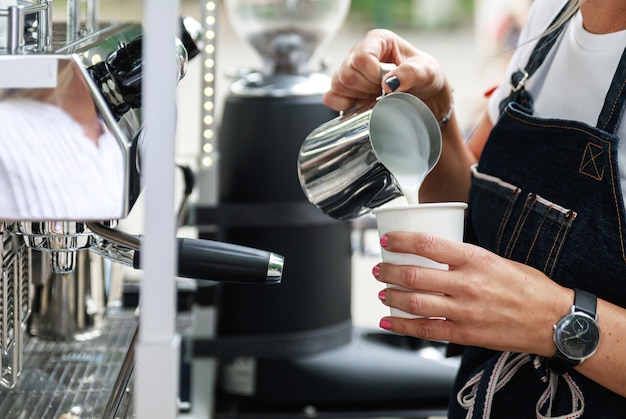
[297,92,441,220]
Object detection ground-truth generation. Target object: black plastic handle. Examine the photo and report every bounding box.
[133,238,284,285]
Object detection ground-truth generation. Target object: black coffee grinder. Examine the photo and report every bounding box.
[214,0,352,368]
[205,0,459,416]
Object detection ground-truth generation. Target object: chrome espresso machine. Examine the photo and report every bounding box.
[0,1,284,417]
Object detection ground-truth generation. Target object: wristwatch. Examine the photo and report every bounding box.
[547,289,601,374]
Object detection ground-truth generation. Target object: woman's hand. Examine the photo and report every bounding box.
[373,231,572,357]
[322,29,453,122]
[322,29,475,203]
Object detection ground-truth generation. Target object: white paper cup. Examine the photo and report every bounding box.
[373,202,467,318]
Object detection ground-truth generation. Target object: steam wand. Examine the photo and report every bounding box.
[87,222,284,285]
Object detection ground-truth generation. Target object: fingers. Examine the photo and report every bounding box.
[375,261,453,295]
[321,91,357,113]
[371,232,479,319]
[379,286,452,320]
[381,231,477,268]
[322,47,385,111]
[373,258,464,322]
[376,286,496,349]
[322,63,379,111]
[322,29,451,113]
[374,261,468,321]
[379,316,453,342]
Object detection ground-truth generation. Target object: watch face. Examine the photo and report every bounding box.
[554,313,600,360]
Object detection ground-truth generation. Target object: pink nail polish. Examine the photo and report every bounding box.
[380,235,389,248]
[372,264,381,278]
[379,319,392,330]
[378,289,386,302]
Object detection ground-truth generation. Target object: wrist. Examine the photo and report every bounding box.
[438,89,454,127]
[422,85,454,128]
[538,287,573,357]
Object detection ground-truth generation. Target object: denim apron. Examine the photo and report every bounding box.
[448,7,626,419]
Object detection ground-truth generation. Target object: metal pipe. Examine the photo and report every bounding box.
[87,0,99,33]
[7,5,23,53]
[86,222,141,251]
[39,0,52,49]
[66,0,80,42]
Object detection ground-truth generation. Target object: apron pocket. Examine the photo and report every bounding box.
[469,165,577,278]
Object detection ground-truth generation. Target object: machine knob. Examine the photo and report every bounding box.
[88,35,143,119]
[88,31,190,120]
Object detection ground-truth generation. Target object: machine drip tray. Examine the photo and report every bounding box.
[215,327,459,418]
[0,310,138,418]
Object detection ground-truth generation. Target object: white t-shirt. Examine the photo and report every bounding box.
[0,98,125,221]
[488,0,626,200]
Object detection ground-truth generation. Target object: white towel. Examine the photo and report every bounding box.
[0,98,125,220]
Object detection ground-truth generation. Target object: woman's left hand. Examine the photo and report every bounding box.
[374,231,572,357]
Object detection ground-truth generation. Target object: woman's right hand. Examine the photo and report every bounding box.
[323,29,476,204]
[322,29,453,123]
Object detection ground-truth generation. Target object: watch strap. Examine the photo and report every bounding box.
[547,348,581,374]
[575,288,597,319]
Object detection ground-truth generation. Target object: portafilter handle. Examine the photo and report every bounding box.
[132,238,284,285]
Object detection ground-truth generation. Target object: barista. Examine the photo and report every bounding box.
[323,0,626,416]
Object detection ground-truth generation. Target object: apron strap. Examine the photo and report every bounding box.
[498,1,572,113]
[597,46,626,134]
[456,352,532,418]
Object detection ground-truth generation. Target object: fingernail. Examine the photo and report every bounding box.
[380,234,389,248]
[385,76,400,92]
[379,319,392,330]
[378,289,387,302]
[372,264,381,278]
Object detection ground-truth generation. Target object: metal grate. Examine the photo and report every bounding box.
[0,310,137,418]
[1,230,20,389]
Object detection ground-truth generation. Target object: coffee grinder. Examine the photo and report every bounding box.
[205,0,459,415]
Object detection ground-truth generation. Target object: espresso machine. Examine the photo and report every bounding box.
[191,1,460,417]
[0,1,285,417]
